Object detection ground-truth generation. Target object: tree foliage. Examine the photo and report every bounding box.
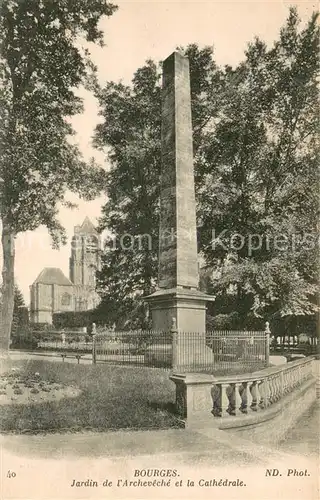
[10,285,26,337]
[0,0,117,350]
[94,46,224,327]
[95,9,319,329]
[200,8,319,323]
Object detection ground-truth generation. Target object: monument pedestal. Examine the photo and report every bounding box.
[146,288,215,370]
[146,287,213,333]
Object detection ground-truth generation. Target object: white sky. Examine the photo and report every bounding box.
[9,0,316,303]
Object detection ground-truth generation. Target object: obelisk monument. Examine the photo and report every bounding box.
[146,51,213,337]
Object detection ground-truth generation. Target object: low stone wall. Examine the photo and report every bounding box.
[170,357,317,435]
[224,375,316,446]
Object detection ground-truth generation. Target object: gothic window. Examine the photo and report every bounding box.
[86,235,98,253]
[61,293,71,306]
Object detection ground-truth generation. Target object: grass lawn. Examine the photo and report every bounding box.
[0,359,181,434]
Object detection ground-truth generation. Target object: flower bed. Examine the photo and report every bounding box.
[0,368,81,406]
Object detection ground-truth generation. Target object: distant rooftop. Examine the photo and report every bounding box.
[74,216,98,235]
[32,268,73,286]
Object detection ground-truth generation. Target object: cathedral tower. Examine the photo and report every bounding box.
[69,217,100,311]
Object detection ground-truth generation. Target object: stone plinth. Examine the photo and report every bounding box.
[146,288,215,370]
[170,372,215,428]
[147,288,211,333]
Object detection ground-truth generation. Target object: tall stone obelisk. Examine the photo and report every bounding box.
[146,51,213,335]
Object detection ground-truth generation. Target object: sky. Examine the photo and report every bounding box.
[9,0,316,303]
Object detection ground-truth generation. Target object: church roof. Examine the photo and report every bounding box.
[33,268,73,286]
[79,217,97,234]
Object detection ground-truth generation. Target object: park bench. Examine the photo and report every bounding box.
[60,353,83,364]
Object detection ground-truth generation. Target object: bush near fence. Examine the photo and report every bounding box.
[10,329,94,352]
[53,310,96,329]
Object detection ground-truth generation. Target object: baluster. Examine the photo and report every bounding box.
[250,381,260,411]
[278,372,283,399]
[280,371,284,399]
[278,374,283,400]
[306,363,310,379]
[219,383,230,417]
[232,383,243,415]
[287,370,291,393]
[292,368,296,389]
[268,376,273,403]
[272,376,278,401]
[242,381,253,413]
[269,375,275,404]
[264,377,271,407]
[274,375,279,401]
[258,379,264,408]
[294,367,298,387]
[286,370,289,392]
[284,371,289,394]
[289,369,293,391]
[298,366,301,385]
[228,384,236,415]
[282,371,286,394]
[211,384,220,417]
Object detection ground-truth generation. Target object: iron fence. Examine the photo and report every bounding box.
[94,330,173,368]
[15,328,268,372]
[93,329,267,372]
[173,330,266,373]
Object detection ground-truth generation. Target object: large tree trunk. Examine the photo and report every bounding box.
[0,222,15,355]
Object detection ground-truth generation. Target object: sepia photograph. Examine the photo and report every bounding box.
[0,0,319,499]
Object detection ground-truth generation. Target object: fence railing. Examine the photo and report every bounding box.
[92,329,267,372]
[173,330,266,373]
[93,330,173,368]
[14,328,268,373]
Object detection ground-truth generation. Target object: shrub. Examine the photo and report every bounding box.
[29,323,52,332]
[53,311,94,329]
[10,337,38,350]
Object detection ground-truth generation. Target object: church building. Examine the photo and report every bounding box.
[30,217,100,324]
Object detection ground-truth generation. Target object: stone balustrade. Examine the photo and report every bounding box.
[210,357,313,418]
[170,356,315,428]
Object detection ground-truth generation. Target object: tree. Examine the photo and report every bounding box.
[10,285,25,337]
[0,0,117,353]
[94,46,224,327]
[0,284,25,339]
[95,9,319,329]
[199,8,319,324]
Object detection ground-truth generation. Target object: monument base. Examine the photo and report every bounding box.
[145,288,215,370]
[145,287,214,332]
